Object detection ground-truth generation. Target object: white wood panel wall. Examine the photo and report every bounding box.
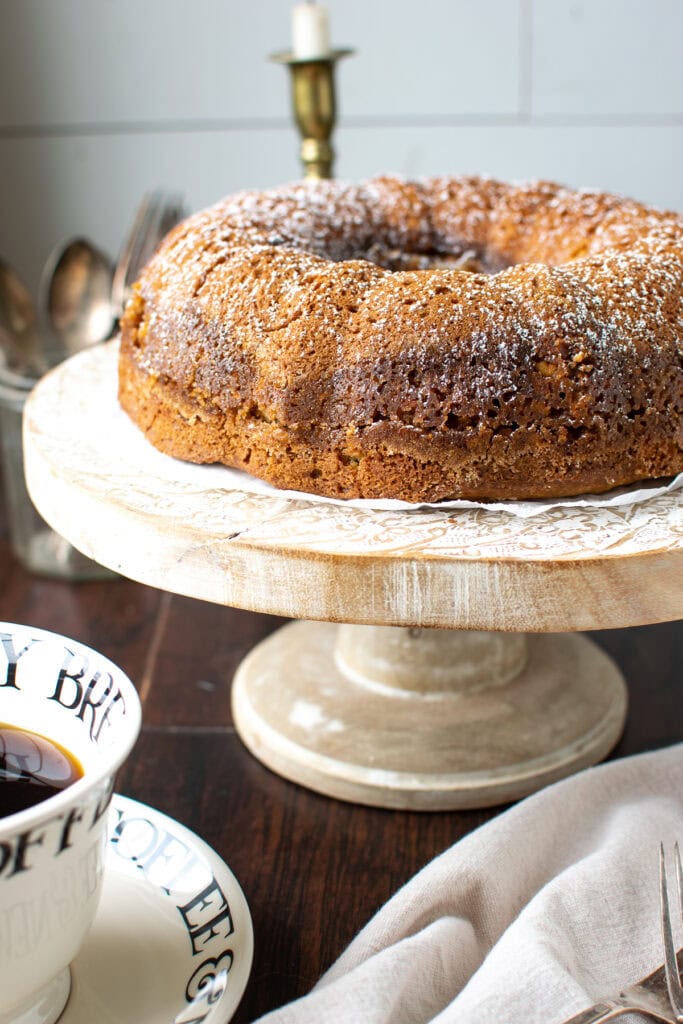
[0,0,681,296]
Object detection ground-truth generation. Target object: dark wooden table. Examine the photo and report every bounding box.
[0,521,680,1022]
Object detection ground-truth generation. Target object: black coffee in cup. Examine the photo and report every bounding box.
[0,723,83,817]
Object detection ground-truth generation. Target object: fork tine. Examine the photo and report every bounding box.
[660,843,683,1019]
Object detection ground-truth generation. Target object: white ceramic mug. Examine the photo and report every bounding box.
[0,622,141,1024]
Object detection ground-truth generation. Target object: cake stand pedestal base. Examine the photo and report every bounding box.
[232,622,627,810]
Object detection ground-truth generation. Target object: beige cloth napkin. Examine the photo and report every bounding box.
[256,744,683,1024]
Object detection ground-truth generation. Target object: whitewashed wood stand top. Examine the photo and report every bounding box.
[23,342,683,809]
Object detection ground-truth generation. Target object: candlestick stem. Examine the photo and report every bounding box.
[270,49,354,180]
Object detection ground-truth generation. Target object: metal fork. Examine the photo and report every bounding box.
[557,950,683,1023]
[660,843,683,1021]
[111,190,185,318]
[557,845,683,1023]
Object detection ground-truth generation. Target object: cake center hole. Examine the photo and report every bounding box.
[354,243,508,275]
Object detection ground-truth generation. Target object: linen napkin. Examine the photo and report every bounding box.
[255,743,683,1024]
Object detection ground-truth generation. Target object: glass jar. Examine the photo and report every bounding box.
[0,367,117,580]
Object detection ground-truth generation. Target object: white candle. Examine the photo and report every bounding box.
[291,2,331,59]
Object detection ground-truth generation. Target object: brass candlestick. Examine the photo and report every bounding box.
[271,48,354,180]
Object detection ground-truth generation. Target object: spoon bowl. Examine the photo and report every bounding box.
[42,238,114,357]
[0,260,46,379]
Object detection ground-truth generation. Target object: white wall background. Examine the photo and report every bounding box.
[1,0,682,297]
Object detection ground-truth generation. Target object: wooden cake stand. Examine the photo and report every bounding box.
[23,343,683,809]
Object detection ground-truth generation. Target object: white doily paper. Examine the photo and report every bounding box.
[193,464,683,520]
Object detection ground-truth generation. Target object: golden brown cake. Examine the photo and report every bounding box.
[118,175,683,502]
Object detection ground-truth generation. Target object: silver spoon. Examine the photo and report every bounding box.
[0,258,46,379]
[42,238,115,357]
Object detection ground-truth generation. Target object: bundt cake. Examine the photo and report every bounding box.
[118,175,683,502]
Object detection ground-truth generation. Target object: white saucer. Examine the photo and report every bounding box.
[61,794,253,1024]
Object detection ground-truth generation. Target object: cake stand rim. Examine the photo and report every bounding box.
[22,342,683,630]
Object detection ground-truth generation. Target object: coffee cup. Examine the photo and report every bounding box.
[0,622,141,1024]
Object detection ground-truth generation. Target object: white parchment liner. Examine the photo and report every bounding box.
[207,470,683,518]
